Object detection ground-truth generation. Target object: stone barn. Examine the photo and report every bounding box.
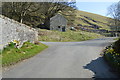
[50,14,67,32]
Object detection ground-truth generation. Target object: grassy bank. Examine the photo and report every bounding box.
[103,42,120,73]
[38,29,103,42]
[1,42,48,67]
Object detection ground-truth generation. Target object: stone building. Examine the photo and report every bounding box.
[50,14,67,32]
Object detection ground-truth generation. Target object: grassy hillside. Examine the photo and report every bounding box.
[38,29,103,42]
[63,10,112,31]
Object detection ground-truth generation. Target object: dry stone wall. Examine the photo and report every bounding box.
[0,15,38,49]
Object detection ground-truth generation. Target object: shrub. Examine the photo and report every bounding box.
[113,38,120,54]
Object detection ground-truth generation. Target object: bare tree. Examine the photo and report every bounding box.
[108,1,120,34]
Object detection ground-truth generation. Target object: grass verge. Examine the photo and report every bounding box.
[1,41,48,67]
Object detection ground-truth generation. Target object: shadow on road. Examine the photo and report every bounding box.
[83,57,118,78]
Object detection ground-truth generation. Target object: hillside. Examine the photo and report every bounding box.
[63,10,112,32]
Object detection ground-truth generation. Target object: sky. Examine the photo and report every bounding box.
[76,0,119,17]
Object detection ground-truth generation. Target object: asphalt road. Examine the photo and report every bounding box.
[3,37,118,78]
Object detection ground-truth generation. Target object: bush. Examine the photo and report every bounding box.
[113,38,120,54]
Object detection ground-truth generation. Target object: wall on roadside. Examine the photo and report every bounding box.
[0,15,38,49]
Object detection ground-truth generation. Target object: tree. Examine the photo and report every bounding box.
[2,2,40,23]
[2,2,76,29]
[108,1,120,34]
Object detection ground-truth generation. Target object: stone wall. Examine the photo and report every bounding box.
[0,15,38,49]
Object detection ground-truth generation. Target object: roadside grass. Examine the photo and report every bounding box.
[1,41,48,67]
[38,29,103,42]
[114,37,120,40]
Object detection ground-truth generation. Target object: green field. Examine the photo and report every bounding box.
[38,29,103,42]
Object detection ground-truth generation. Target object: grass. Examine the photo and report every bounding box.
[1,41,48,67]
[38,29,103,42]
[76,10,110,23]
[114,37,120,40]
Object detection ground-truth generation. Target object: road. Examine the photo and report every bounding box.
[2,37,118,78]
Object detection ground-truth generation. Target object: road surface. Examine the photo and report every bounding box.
[2,37,118,78]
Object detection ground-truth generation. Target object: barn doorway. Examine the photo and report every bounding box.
[62,26,66,32]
